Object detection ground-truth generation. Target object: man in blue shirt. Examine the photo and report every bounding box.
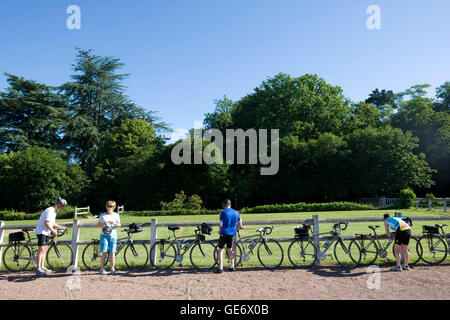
[216,199,242,273]
[383,213,412,271]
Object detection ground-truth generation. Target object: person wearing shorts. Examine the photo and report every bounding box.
[34,198,68,277]
[384,213,412,271]
[216,199,242,273]
[98,200,121,275]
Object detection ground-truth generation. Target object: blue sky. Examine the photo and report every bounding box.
[1,1,449,142]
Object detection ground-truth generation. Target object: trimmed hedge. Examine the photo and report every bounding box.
[0,202,374,221]
[0,206,76,221]
[241,202,374,214]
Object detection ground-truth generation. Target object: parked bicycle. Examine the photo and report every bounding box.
[149,223,216,271]
[416,224,449,264]
[288,221,361,268]
[82,223,148,270]
[2,227,73,272]
[215,226,284,270]
[349,226,420,266]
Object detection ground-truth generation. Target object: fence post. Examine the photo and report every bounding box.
[415,198,419,209]
[150,218,157,267]
[71,219,80,268]
[428,198,432,211]
[313,215,320,265]
[444,199,447,213]
[0,221,4,268]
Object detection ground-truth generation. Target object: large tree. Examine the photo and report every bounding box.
[0,74,68,156]
[61,48,165,169]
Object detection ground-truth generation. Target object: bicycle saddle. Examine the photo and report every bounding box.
[368,226,380,231]
[435,224,447,228]
[168,226,180,231]
[22,227,34,232]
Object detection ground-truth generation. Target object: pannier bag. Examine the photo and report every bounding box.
[128,223,143,233]
[422,225,440,234]
[201,223,212,235]
[294,225,310,239]
[9,231,25,243]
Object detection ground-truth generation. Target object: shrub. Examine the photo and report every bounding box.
[399,188,416,209]
[160,191,204,211]
[241,201,374,214]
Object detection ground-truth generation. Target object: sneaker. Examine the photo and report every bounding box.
[391,265,402,272]
[99,269,108,275]
[215,267,224,274]
[401,264,410,271]
[229,266,236,272]
[110,269,117,275]
[41,267,53,274]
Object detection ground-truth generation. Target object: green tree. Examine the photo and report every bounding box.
[365,88,397,112]
[89,118,163,211]
[0,146,87,212]
[0,74,68,155]
[61,48,165,169]
[346,126,433,197]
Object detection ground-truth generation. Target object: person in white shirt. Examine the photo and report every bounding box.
[98,200,121,275]
[35,198,68,277]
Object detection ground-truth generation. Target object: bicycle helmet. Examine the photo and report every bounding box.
[102,225,112,235]
[55,198,68,207]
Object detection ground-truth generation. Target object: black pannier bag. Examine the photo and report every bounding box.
[9,231,25,243]
[422,225,439,234]
[128,223,143,233]
[201,223,212,235]
[294,225,310,239]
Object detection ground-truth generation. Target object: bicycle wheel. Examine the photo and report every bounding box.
[334,239,361,268]
[213,243,243,267]
[257,239,284,270]
[392,236,422,265]
[287,238,316,268]
[417,235,448,265]
[190,241,216,271]
[350,237,377,266]
[149,241,177,270]
[82,242,108,270]
[46,243,74,271]
[124,243,149,270]
[2,243,31,272]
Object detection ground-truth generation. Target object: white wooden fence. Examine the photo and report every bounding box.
[1,212,449,269]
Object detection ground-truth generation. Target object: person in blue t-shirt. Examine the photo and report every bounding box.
[383,213,412,271]
[216,199,242,273]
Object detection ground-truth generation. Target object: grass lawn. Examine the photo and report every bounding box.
[1,208,449,271]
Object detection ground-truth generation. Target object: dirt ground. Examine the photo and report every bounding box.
[0,263,449,300]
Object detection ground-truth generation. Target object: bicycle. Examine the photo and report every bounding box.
[149,223,216,271]
[214,226,284,270]
[416,224,449,264]
[288,221,361,268]
[2,227,73,272]
[82,223,148,270]
[349,226,420,266]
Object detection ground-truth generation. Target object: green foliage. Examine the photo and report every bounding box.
[0,74,68,155]
[242,202,374,214]
[0,147,87,212]
[0,206,75,221]
[160,191,204,210]
[425,193,435,199]
[399,188,416,209]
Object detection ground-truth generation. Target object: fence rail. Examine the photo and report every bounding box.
[0,212,449,268]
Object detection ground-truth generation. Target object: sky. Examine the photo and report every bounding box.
[1,0,449,142]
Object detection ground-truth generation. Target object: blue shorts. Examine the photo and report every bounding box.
[99,234,117,253]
